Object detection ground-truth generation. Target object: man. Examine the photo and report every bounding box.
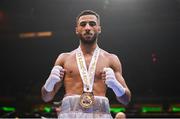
[41,10,131,118]
[115,112,126,119]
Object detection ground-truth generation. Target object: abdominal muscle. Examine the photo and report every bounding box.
[64,77,107,97]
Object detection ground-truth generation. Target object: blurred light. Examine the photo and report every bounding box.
[44,106,51,113]
[1,106,16,112]
[141,106,162,113]
[110,107,126,113]
[37,32,52,37]
[169,104,180,112]
[0,11,5,21]
[152,52,158,63]
[19,32,35,38]
[19,31,53,39]
[172,107,180,112]
[0,10,8,25]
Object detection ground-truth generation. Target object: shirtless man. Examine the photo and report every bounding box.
[41,10,131,118]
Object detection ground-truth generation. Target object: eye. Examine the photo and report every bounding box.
[80,22,87,27]
[89,21,96,26]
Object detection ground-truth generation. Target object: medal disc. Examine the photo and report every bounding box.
[79,92,95,109]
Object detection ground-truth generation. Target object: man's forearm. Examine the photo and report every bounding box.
[41,86,56,102]
[116,89,131,105]
[41,65,64,102]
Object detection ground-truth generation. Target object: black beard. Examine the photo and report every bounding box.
[78,33,98,44]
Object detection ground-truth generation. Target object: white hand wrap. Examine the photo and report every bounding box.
[104,68,125,97]
[44,65,63,92]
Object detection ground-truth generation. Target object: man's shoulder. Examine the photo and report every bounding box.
[100,49,122,70]
[100,49,119,60]
[55,49,77,65]
[58,49,77,59]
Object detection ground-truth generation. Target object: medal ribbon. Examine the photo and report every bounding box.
[76,46,100,92]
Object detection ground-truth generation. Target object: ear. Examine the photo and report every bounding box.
[98,26,101,34]
[75,27,79,35]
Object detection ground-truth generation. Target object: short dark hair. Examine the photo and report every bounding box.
[76,10,100,25]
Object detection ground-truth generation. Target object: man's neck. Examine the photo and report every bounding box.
[79,42,98,55]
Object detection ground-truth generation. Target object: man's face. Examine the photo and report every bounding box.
[76,15,101,44]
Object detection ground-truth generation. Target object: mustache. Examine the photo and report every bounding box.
[84,31,93,35]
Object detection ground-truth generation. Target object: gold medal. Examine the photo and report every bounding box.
[76,46,100,109]
[80,92,95,109]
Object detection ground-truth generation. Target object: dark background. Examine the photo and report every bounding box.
[0,0,180,117]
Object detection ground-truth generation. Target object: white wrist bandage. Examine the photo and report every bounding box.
[104,68,125,97]
[44,65,63,92]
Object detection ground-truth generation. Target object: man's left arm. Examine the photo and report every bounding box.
[104,54,131,105]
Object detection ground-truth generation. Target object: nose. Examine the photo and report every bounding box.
[84,23,91,30]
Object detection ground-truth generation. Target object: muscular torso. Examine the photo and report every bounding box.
[59,49,111,96]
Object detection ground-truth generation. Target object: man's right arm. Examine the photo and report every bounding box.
[41,81,63,102]
[41,54,66,102]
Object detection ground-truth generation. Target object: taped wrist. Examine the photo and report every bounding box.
[44,75,60,92]
[44,66,62,92]
[106,79,125,97]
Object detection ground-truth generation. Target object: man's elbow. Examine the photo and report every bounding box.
[42,96,53,103]
[122,98,130,105]
[117,91,131,105]
[41,87,54,102]
[117,97,130,106]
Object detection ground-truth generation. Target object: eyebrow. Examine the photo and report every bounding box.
[79,20,97,23]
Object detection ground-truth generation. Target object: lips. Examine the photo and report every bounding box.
[84,34,92,37]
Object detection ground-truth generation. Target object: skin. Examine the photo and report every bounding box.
[115,112,126,119]
[41,14,131,105]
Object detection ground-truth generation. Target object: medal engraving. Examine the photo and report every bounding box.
[80,92,94,109]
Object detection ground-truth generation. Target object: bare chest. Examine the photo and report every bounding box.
[63,54,109,80]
